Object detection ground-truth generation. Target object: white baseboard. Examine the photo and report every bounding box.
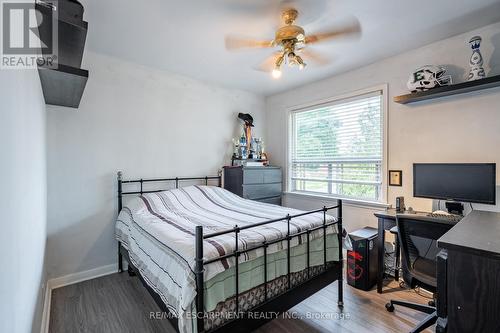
[40,279,52,333]
[40,263,118,333]
[49,263,117,290]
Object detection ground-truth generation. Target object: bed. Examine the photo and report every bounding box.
[115,171,344,333]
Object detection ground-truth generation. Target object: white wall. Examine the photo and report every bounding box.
[46,51,266,279]
[266,22,500,231]
[0,69,47,332]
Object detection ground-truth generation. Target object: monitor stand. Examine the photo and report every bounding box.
[445,201,464,216]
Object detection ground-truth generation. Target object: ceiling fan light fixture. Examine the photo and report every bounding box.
[272,67,282,79]
[295,55,306,70]
[276,53,285,66]
[225,7,361,79]
[272,52,285,76]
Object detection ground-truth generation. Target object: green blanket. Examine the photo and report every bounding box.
[203,233,339,312]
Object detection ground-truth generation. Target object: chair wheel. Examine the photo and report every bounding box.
[385,302,395,312]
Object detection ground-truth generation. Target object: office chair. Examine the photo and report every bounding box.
[385,214,454,333]
[389,225,400,281]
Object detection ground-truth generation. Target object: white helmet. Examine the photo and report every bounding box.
[407,65,452,93]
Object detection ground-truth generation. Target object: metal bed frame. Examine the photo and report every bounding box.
[116,171,344,333]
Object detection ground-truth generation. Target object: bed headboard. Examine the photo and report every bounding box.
[117,171,222,211]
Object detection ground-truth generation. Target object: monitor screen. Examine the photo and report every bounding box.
[413,163,496,204]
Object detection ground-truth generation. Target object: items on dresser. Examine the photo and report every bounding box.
[232,113,266,163]
[223,166,282,205]
[231,158,268,167]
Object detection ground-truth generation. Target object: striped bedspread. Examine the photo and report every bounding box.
[116,185,338,333]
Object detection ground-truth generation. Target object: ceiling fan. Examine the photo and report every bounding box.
[225,8,361,79]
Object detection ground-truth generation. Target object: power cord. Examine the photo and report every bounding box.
[398,281,434,300]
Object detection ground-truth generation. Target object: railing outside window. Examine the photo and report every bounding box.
[291,159,382,201]
[289,90,384,202]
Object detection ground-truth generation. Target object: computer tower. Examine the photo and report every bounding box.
[347,227,379,291]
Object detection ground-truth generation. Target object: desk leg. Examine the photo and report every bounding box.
[377,218,385,293]
[394,237,400,281]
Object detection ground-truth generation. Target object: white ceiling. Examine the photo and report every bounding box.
[81,0,500,96]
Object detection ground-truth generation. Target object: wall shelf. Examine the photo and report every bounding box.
[38,64,88,108]
[394,74,500,104]
[35,2,88,109]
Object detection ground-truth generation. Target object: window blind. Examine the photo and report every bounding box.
[290,91,383,201]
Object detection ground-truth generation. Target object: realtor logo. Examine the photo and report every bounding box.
[1,0,58,69]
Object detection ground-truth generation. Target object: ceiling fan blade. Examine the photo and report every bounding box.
[298,49,330,66]
[225,35,274,50]
[254,52,282,72]
[305,17,361,44]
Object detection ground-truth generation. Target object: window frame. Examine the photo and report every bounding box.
[285,84,389,205]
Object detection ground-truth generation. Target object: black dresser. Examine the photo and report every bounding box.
[223,166,282,205]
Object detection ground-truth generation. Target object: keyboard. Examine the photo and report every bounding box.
[427,213,463,223]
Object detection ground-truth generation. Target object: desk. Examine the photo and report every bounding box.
[374,209,500,331]
[436,210,500,332]
[374,208,434,293]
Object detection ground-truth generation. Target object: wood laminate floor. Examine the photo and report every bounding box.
[49,273,435,333]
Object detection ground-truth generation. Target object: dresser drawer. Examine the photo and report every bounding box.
[243,168,282,184]
[263,168,282,183]
[242,169,264,184]
[256,196,282,206]
[242,183,282,200]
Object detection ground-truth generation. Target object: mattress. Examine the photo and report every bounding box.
[115,185,339,332]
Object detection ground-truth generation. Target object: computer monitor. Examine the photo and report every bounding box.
[413,163,496,205]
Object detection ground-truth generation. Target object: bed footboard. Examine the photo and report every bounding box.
[195,201,343,333]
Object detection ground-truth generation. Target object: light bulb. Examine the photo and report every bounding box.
[296,55,306,70]
[272,68,282,79]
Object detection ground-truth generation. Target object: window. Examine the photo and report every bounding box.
[289,90,385,202]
